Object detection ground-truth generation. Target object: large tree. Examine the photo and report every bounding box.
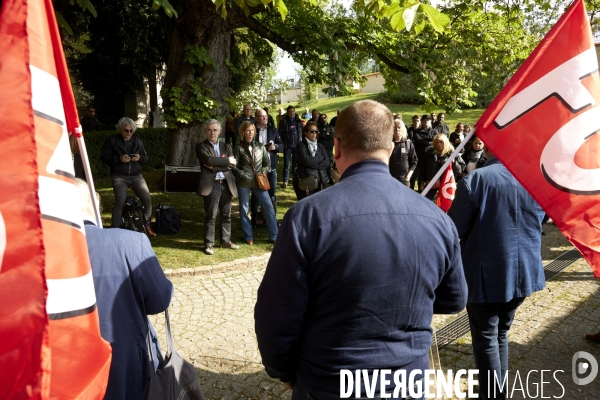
[60,0,600,165]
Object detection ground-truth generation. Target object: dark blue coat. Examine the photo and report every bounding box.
[85,222,173,400]
[254,124,284,170]
[448,157,546,304]
[255,160,467,395]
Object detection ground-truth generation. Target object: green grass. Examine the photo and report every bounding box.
[97,95,485,270]
[96,165,300,270]
[281,93,485,131]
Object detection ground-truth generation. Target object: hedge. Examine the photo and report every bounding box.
[82,128,168,178]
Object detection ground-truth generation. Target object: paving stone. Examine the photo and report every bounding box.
[149,256,600,399]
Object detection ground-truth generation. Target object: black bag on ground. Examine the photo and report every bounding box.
[155,204,181,234]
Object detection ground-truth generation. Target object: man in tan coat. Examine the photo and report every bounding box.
[196,119,239,255]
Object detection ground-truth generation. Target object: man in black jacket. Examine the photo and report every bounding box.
[433,113,450,137]
[317,113,335,185]
[412,114,435,191]
[279,105,303,188]
[251,109,284,224]
[100,117,155,236]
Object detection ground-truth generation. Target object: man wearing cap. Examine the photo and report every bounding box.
[413,114,435,191]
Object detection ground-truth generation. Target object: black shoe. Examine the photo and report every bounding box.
[328,179,335,185]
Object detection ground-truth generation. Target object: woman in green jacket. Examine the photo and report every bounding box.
[232,121,278,245]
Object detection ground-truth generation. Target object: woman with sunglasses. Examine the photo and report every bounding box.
[294,121,330,200]
[100,117,155,236]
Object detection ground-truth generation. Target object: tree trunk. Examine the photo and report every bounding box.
[164,0,236,165]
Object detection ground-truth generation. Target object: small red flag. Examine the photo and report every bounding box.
[474,0,600,277]
[436,163,456,212]
[0,0,111,398]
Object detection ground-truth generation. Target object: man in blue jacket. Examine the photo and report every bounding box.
[448,147,546,400]
[76,179,173,400]
[255,100,467,399]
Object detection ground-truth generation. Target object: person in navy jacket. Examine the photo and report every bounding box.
[76,179,173,400]
[448,147,546,400]
[255,100,467,399]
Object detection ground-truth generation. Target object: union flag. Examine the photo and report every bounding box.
[0,0,111,398]
[436,163,456,212]
[474,0,600,277]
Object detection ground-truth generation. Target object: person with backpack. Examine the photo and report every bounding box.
[389,116,418,187]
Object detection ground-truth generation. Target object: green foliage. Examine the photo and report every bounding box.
[227,28,276,111]
[161,45,219,126]
[62,0,170,124]
[162,81,217,126]
[83,128,168,178]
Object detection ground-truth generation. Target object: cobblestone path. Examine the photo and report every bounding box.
[150,254,600,399]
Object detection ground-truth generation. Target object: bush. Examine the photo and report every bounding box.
[83,128,168,178]
[376,91,425,105]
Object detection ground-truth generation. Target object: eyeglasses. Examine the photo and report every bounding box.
[123,129,133,133]
[308,130,318,133]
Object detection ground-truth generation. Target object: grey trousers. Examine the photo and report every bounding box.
[111,174,152,228]
[202,180,233,246]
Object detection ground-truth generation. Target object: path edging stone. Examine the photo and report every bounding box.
[164,252,272,277]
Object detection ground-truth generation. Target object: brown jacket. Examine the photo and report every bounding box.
[195,140,238,197]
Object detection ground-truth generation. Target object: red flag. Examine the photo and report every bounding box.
[474,0,600,277]
[436,163,456,212]
[0,0,111,398]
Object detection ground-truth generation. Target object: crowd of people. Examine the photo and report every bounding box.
[86,100,556,399]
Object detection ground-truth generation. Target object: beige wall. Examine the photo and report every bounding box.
[362,72,386,93]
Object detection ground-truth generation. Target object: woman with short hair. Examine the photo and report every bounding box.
[232,121,278,245]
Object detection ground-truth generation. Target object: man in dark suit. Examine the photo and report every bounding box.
[196,119,239,255]
[251,108,284,226]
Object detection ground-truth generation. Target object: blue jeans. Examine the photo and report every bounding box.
[467,297,525,400]
[237,186,278,241]
[292,378,424,400]
[251,170,277,216]
[283,147,297,183]
[111,174,152,228]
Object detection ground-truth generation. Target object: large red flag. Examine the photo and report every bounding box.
[0,0,112,398]
[436,163,456,212]
[474,0,600,277]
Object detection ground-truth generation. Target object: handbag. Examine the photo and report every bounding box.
[145,309,205,400]
[298,175,319,195]
[243,146,270,191]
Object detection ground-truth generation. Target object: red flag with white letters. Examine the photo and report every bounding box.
[474,0,600,277]
[0,0,111,398]
[436,163,456,212]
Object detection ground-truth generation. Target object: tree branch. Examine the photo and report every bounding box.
[237,14,304,54]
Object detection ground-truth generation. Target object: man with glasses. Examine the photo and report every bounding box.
[101,117,156,236]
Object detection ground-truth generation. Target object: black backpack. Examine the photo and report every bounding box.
[155,203,181,234]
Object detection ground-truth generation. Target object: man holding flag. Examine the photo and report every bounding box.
[448,145,546,399]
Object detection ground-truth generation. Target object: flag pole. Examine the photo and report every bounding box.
[421,128,477,198]
[74,132,103,228]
